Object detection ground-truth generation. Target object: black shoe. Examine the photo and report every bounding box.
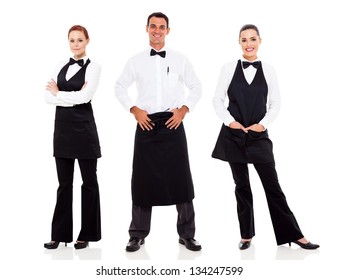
[44,241,67,249]
[289,240,319,250]
[126,237,145,252]
[179,238,202,251]
[238,240,251,250]
[44,241,60,249]
[74,241,89,250]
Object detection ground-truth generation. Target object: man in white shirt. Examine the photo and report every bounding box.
[115,12,202,252]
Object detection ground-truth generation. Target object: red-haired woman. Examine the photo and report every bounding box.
[44,25,101,250]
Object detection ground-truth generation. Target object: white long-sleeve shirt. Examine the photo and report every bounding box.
[115,47,202,114]
[45,56,101,107]
[212,58,281,129]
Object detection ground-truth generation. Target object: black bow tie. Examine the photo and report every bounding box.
[242,61,260,69]
[69,58,84,67]
[150,49,166,58]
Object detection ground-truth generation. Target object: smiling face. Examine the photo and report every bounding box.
[68,30,89,59]
[239,28,261,61]
[146,16,170,50]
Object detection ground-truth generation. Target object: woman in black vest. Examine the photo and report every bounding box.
[212,24,319,250]
[44,25,101,250]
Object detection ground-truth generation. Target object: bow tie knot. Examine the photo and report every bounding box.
[69,58,84,67]
[150,49,166,58]
[242,61,260,69]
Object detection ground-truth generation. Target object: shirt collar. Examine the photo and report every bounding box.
[149,46,167,52]
[241,57,260,62]
[71,56,88,62]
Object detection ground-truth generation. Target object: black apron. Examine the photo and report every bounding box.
[53,59,101,159]
[131,112,194,207]
[212,60,274,163]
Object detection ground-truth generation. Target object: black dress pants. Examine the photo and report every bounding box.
[128,201,196,239]
[51,158,101,242]
[229,162,304,245]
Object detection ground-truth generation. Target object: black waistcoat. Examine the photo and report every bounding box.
[53,59,101,159]
[212,60,274,163]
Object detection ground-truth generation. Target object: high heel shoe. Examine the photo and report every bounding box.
[44,241,67,249]
[74,241,89,250]
[289,240,319,250]
[238,239,251,250]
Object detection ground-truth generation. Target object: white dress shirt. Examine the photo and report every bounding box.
[45,56,101,107]
[212,58,281,129]
[115,47,202,114]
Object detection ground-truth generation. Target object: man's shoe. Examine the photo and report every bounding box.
[179,238,202,251]
[126,237,145,252]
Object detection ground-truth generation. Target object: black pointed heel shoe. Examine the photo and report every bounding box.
[289,240,319,250]
[238,240,251,250]
[74,241,89,250]
[44,241,67,249]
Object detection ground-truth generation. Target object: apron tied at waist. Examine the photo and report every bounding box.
[132,111,194,207]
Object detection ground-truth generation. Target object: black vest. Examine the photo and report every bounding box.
[212,60,274,163]
[53,59,101,159]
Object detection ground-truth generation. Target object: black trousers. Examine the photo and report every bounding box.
[128,201,196,239]
[51,158,101,242]
[228,162,304,245]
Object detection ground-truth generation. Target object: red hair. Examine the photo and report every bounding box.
[68,25,89,40]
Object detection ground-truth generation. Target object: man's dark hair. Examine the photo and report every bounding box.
[147,12,169,28]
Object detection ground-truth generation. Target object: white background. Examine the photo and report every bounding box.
[0,0,337,279]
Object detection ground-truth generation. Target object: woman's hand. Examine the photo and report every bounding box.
[46,79,59,96]
[81,81,88,90]
[229,121,248,133]
[229,122,265,133]
[245,124,265,132]
[130,106,154,131]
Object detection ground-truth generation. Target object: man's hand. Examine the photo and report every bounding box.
[130,106,154,131]
[165,106,189,129]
